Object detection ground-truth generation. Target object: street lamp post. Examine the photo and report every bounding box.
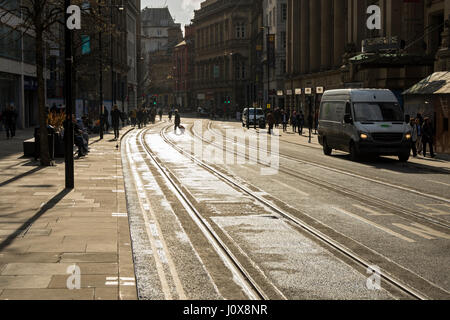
[64,0,75,189]
[98,6,104,140]
[98,1,123,136]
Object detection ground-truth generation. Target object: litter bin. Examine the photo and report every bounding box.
[34,126,55,160]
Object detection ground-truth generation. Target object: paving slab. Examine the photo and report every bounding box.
[0,288,95,300]
[0,275,52,289]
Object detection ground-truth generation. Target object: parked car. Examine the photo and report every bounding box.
[242,108,266,128]
[318,89,412,162]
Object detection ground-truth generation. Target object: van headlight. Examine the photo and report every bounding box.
[360,133,369,140]
[405,133,412,140]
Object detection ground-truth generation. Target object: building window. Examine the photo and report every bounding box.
[0,24,22,61]
[281,4,287,21]
[281,31,286,49]
[235,23,246,39]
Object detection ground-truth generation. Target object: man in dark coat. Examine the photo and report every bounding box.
[174,110,181,133]
[296,111,304,135]
[266,111,275,135]
[111,105,121,140]
[422,117,435,158]
[3,105,18,139]
[137,108,144,129]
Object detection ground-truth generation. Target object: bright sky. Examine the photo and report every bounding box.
[141,0,203,28]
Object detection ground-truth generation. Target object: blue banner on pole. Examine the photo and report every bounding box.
[81,35,90,55]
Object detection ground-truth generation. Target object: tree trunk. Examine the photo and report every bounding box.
[36,28,51,166]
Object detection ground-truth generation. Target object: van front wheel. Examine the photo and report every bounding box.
[349,142,360,162]
[398,153,410,162]
[323,138,332,156]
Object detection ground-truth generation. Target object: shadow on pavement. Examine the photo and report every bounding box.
[0,166,44,188]
[330,154,449,174]
[0,188,71,252]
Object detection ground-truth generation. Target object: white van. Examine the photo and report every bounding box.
[242,108,266,128]
[318,89,412,162]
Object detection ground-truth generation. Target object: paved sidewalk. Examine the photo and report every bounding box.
[0,127,137,300]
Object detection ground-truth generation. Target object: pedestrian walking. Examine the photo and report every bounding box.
[3,105,18,139]
[282,110,289,132]
[158,108,163,121]
[291,111,298,133]
[297,111,304,136]
[137,108,144,129]
[174,109,181,133]
[267,111,275,135]
[416,118,423,155]
[274,108,281,128]
[111,105,121,140]
[102,107,110,133]
[409,118,418,157]
[168,109,173,122]
[422,117,435,158]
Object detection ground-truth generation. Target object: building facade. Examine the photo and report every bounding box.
[263,0,287,109]
[0,0,40,129]
[141,7,182,107]
[192,0,258,116]
[285,0,440,117]
[173,25,196,111]
[126,0,141,112]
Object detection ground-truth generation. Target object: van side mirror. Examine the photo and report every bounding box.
[405,115,410,124]
[344,114,353,124]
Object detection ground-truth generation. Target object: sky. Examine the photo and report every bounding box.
[141,0,203,28]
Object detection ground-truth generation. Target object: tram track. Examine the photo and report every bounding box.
[209,121,450,204]
[137,127,271,300]
[199,122,450,230]
[154,124,450,300]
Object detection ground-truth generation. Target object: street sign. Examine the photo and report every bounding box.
[286,90,293,96]
[267,104,271,109]
[277,90,283,96]
[316,87,324,94]
[295,88,302,95]
[305,88,312,95]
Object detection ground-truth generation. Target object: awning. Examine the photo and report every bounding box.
[403,72,450,95]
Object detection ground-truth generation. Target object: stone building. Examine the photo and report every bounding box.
[140,7,182,107]
[192,0,258,116]
[285,0,449,118]
[173,25,196,111]
[263,0,287,109]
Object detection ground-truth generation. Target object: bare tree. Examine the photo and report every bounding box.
[0,0,111,166]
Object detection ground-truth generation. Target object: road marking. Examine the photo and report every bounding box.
[427,180,450,187]
[334,207,415,243]
[112,213,128,217]
[379,169,401,175]
[353,204,394,216]
[415,204,450,216]
[392,223,450,240]
[273,180,309,197]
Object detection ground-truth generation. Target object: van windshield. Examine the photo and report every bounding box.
[353,103,403,122]
[246,109,264,115]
